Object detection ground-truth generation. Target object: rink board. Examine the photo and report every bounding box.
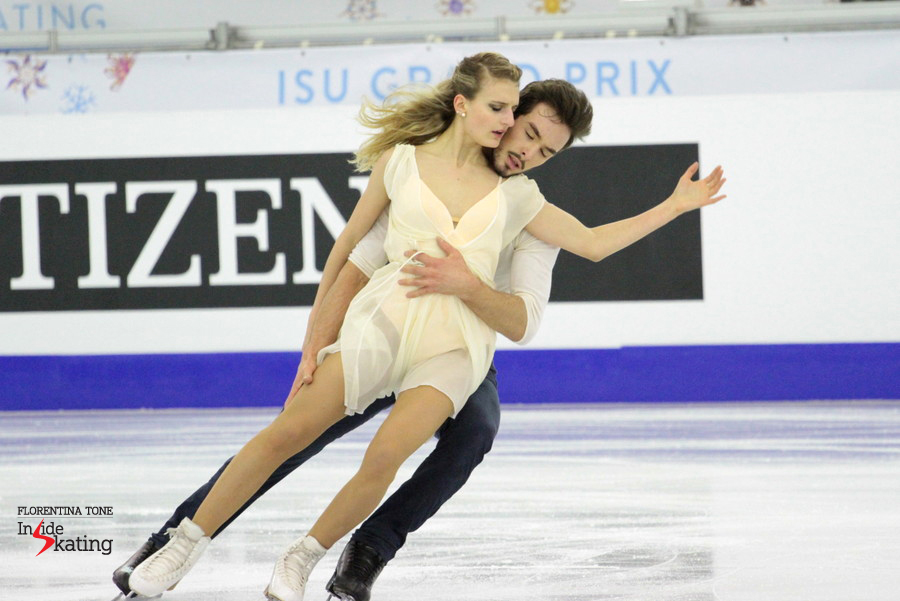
[2,34,898,411]
[1,343,897,411]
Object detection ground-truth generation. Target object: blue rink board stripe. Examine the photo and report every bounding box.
[1,343,897,411]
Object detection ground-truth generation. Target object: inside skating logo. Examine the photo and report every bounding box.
[17,505,114,556]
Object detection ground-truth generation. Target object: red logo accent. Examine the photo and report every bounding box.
[32,519,55,556]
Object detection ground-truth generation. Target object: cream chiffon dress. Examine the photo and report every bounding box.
[319,144,546,417]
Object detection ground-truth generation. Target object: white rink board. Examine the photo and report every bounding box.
[0,89,897,355]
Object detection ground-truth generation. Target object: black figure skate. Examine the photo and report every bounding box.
[325,540,386,601]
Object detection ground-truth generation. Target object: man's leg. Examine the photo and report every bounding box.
[113,395,395,595]
[325,368,500,600]
[150,395,395,546]
[353,367,499,559]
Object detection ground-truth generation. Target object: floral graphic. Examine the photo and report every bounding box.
[61,85,96,113]
[438,0,476,16]
[530,0,574,14]
[340,0,383,21]
[105,53,135,91]
[6,55,48,101]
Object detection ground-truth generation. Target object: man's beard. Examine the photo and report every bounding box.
[483,147,517,176]
[482,146,503,175]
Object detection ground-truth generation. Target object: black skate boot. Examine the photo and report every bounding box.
[325,540,386,601]
[112,539,160,597]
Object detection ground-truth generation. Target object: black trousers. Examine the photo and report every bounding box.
[150,366,500,562]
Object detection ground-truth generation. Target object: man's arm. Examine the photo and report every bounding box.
[461,285,528,343]
[399,233,557,343]
[291,209,558,400]
[502,231,558,344]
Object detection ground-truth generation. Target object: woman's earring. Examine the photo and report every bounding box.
[458,111,466,118]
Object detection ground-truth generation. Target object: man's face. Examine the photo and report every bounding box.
[490,102,573,176]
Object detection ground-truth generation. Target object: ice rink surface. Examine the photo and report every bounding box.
[2,400,899,601]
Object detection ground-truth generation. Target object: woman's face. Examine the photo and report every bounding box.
[458,76,519,148]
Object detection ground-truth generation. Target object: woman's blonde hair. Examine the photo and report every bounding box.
[353,52,522,172]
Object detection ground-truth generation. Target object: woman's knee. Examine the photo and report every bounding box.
[254,416,316,461]
[358,443,406,482]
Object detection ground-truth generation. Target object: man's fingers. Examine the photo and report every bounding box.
[398,277,428,287]
[403,249,436,265]
[417,253,437,266]
[400,264,426,276]
[436,237,458,256]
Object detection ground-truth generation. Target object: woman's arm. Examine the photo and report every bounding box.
[286,261,370,406]
[302,149,393,348]
[525,163,726,262]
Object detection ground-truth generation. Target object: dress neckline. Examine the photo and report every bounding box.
[412,146,501,233]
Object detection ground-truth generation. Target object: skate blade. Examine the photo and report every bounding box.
[263,586,288,601]
[109,593,162,601]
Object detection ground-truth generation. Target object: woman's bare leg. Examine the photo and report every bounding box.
[308,385,454,548]
[191,353,349,536]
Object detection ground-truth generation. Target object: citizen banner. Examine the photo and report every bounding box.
[0,144,702,312]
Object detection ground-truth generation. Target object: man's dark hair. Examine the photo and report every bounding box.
[515,79,593,149]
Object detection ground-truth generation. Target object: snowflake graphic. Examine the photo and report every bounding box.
[530,0,574,14]
[438,0,476,16]
[105,53,135,91]
[61,85,96,113]
[6,55,48,101]
[340,0,383,21]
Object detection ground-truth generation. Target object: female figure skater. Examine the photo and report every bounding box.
[128,52,725,601]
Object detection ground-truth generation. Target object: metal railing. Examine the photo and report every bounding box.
[1,4,899,54]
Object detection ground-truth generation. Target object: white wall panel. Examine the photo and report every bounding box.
[1,86,897,354]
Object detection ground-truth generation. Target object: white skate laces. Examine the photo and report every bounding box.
[265,535,327,601]
[128,517,210,596]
